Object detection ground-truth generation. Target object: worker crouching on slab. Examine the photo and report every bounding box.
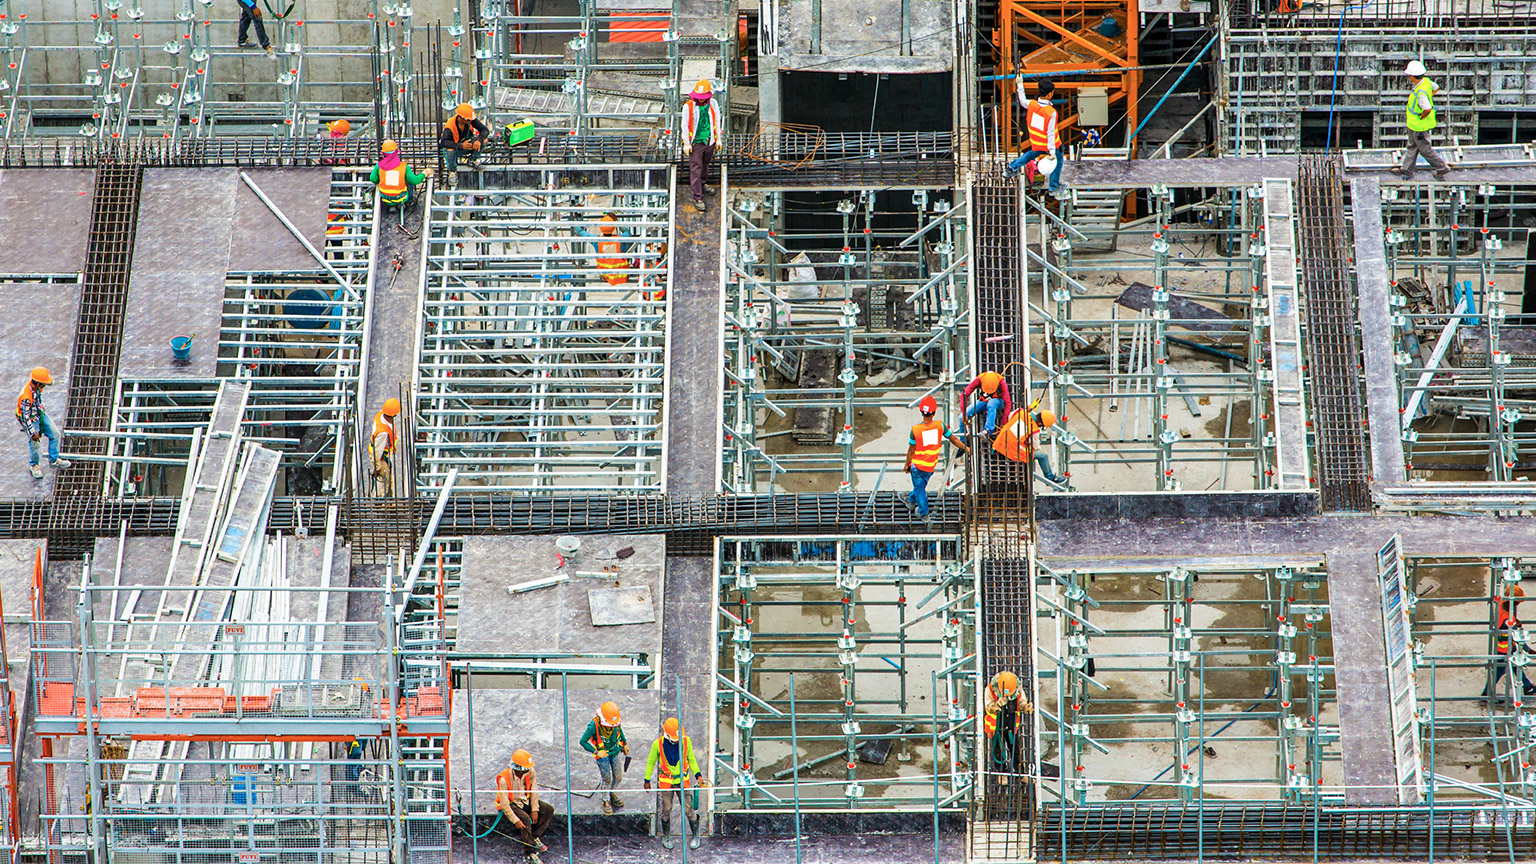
[581,701,629,814]
[369,398,401,496]
[902,395,969,524]
[964,370,1013,440]
[682,79,721,211]
[644,717,704,850]
[991,401,1066,487]
[983,671,1034,778]
[440,102,491,188]
[495,749,554,864]
[16,367,69,480]
[1391,61,1454,181]
[372,140,433,210]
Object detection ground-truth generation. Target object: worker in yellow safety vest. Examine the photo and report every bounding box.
[369,398,400,496]
[643,717,705,850]
[902,395,969,522]
[1390,60,1453,181]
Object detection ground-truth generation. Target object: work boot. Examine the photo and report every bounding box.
[901,494,917,513]
[265,45,275,58]
[660,818,674,848]
[688,816,701,849]
[525,853,541,864]
[1389,166,1412,179]
[50,458,71,470]
[1435,166,1453,179]
[600,797,612,816]
[28,465,42,479]
[609,792,624,811]
[692,196,706,211]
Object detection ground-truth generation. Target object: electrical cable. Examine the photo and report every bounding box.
[1325,0,1377,150]
[467,813,503,839]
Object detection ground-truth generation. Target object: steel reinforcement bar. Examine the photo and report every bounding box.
[1297,155,1371,511]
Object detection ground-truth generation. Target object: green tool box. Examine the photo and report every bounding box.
[505,121,536,147]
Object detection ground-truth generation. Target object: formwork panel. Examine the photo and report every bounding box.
[0,169,96,275]
[0,283,82,499]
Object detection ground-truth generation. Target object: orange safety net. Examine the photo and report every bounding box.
[607,12,667,42]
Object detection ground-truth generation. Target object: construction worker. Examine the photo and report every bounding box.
[234,0,274,57]
[371,140,432,209]
[983,670,1034,774]
[1004,79,1064,196]
[902,395,969,521]
[963,370,1013,438]
[439,102,490,185]
[643,717,703,850]
[369,398,401,497]
[1391,60,1453,181]
[682,79,721,211]
[16,367,69,480]
[1485,586,1535,700]
[594,214,630,286]
[640,241,668,301]
[580,701,629,815]
[991,403,1065,485]
[495,749,555,864]
[321,119,350,165]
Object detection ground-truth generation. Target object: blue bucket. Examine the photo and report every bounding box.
[170,335,193,360]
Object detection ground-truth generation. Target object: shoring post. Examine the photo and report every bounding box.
[1167,566,1196,802]
[791,671,801,864]
[1246,185,1273,487]
[387,552,407,864]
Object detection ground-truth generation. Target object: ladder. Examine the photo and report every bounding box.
[493,86,665,123]
[1066,148,1128,252]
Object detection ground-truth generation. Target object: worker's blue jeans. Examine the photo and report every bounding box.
[1006,150,1063,190]
[595,751,623,798]
[908,467,933,516]
[26,414,60,467]
[967,397,1005,435]
[1035,451,1062,484]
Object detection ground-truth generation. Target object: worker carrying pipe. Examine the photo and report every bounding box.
[369,398,401,496]
[990,398,1066,486]
[643,717,706,850]
[963,370,1013,439]
[495,748,555,864]
[983,670,1034,776]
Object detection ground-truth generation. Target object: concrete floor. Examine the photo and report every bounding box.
[0,283,82,498]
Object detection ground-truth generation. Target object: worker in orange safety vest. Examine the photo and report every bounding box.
[369,398,401,496]
[1485,585,1535,701]
[1004,79,1064,195]
[495,749,554,862]
[594,214,631,286]
[370,139,432,208]
[902,395,969,522]
[984,670,1033,775]
[990,401,1066,485]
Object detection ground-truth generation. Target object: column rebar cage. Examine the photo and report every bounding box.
[415,166,673,491]
[1379,182,1536,487]
[721,187,970,494]
[1035,559,1338,806]
[97,168,376,497]
[712,535,977,811]
[0,1,420,142]
[478,0,680,136]
[1030,183,1282,492]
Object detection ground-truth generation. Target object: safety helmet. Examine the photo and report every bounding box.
[381,139,399,153]
[1037,409,1057,428]
[456,102,475,120]
[692,79,712,102]
[599,214,617,236]
[512,749,533,769]
[1034,155,1057,180]
[919,395,938,416]
[597,701,621,725]
[663,717,680,741]
[329,119,351,135]
[1405,60,1427,78]
[979,371,1002,395]
[382,398,401,417]
[1512,585,1527,599]
[997,670,1019,697]
[29,367,52,386]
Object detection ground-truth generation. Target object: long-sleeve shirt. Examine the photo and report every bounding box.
[963,376,1012,419]
[370,163,426,187]
[15,383,42,436]
[439,117,490,151]
[644,735,700,783]
[579,719,626,755]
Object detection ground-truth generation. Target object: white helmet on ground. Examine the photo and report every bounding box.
[1405,60,1427,77]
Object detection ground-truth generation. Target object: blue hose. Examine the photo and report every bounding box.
[1324,0,1376,150]
[467,813,502,839]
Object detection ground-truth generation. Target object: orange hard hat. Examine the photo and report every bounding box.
[329,119,350,135]
[979,371,1003,395]
[1037,409,1057,427]
[512,749,533,769]
[382,398,401,417]
[456,102,474,119]
[1512,585,1527,599]
[919,395,938,415]
[663,717,680,741]
[598,701,621,725]
[29,367,52,385]
[381,139,399,153]
[997,670,1019,696]
[693,79,712,94]
[600,214,617,236]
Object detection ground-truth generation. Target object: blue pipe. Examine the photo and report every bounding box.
[1126,38,1216,151]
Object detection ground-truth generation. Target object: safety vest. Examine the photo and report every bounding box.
[327,213,344,236]
[983,678,1023,737]
[1406,78,1436,133]
[15,383,38,420]
[377,166,407,198]
[991,409,1040,462]
[1497,600,1519,654]
[909,420,948,472]
[445,117,468,144]
[655,735,694,787]
[370,411,397,457]
[1025,99,1058,151]
[596,239,627,285]
[496,768,534,807]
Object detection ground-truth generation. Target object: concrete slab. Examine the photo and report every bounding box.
[1063,156,1299,187]
[133,168,237,275]
[0,169,96,275]
[362,184,425,447]
[456,830,967,862]
[231,168,333,272]
[456,535,665,656]
[118,269,226,378]
[1350,178,1406,491]
[589,586,656,626]
[0,282,82,499]
[1327,549,1397,804]
[449,687,662,815]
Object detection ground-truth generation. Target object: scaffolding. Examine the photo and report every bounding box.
[0,1,420,142]
[722,187,970,493]
[712,535,977,811]
[414,166,673,491]
[1031,181,1287,492]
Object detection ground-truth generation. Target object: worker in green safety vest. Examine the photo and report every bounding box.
[1391,60,1454,181]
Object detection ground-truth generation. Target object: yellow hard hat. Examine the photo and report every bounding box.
[456,102,474,120]
[979,371,1002,395]
[329,119,351,135]
[693,79,712,94]
[663,717,680,741]
[381,139,398,153]
[1037,410,1057,427]
[382,398,401,417]
[597,701,621,725]
[30,367,52,385]
[997,670,1019,696]
[512,749,533,769]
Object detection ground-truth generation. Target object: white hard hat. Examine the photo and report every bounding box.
[1405,60,1426,77]
[1034,155,1057,179]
